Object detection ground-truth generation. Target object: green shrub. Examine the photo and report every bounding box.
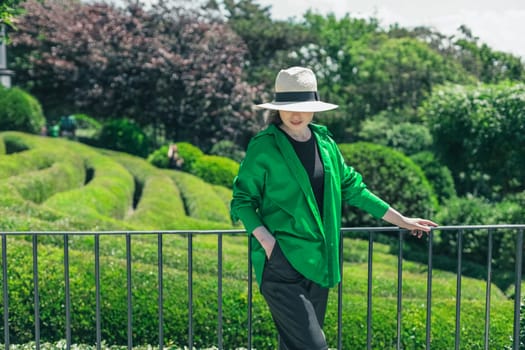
[359,114,433,156]
[0,133,69,180]
[7,160,85,204]
[96,118,151,157]
[0,86,46,134]
[191,155,239,189]
[339,142,438,227]
[209,140,246,163]
[435,195,523,286]
[103,150,232,230]
[147,145,170,169]
[169,171,231,224]
[422,82,525,199]
[175,142,204,172]
[410,151,457,204]
[43,150,135,222]
[73,113,102,144]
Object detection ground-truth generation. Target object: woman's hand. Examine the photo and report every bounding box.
[252,226,277,258]
[382,207,438,238]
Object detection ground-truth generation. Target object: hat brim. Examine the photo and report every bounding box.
[256,101,338,113]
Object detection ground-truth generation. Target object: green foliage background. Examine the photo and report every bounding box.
[0,131,520,349]
[2,0,525,347]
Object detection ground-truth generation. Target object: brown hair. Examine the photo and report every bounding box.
[268,110,282,125]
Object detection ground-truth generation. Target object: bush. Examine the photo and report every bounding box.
[209,140,246,163]
[338,142,438,227]
[175,142,204,172]
[0,86,46,134]
[191,155,239,189]
[169,171,231,224]
[7,160,85,204]
[147,145,171,169]
[72,113,102,144]
[435,195,524,286]
[410,151,456,204]
[96,118,151,157]
[422,82,525,199]
[359,114,433,156]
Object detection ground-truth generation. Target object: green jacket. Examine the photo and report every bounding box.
[230,123,389,288]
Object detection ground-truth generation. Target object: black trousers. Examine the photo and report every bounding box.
[260,242,329,350]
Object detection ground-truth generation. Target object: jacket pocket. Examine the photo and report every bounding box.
[265,242,303,283]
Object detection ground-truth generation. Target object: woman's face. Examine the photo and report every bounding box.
[278,110,314,133]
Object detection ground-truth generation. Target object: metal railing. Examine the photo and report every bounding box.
[1,225,524,349]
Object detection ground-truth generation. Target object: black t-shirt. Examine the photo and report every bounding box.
[281,128,325,217]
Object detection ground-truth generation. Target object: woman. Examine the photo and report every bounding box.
[230,66,437,350]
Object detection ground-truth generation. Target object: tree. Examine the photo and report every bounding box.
[0,0,23,29]
[10,0,261,151]
[290,14,475,141]
[221,0,314,86]
[394,24,525,84]
[422,82,525,199]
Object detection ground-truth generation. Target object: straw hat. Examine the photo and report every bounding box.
[256,66,338,112]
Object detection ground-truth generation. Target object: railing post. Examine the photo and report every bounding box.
[338,231,343,350]
[248,235,253,350]
[95,235,101,350]
[455,230,463,350]
[188,233,193,350]
[126,233,133,349]
[218,234,223,350]
[32,235,40,350]
[367,230,374,350]
[513,228,523,350]
[158,233,164,350]
[2,235,9,349]
[64,234,71,350]
[397,230,404,350]
[484,229,493,350]
[426,230,433,350]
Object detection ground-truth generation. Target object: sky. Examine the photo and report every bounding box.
[255,0,525,59]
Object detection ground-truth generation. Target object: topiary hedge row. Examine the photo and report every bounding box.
[0,86,46,135]
[148,143,239,189]
[7,160,85,204]
[105,150,233,230]
[339,142,438,227]
[191,155,239,189]
[168,171,232,225]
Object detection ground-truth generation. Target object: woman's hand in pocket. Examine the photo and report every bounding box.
[252,226,276,258]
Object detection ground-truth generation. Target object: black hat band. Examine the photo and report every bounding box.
[274,91,320,102]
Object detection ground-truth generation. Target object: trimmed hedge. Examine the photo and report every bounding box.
[175,142,204,172]
[410,151,457,204]
[105,150,233,230]
[0,86,46,134]
[339,142,438,227]
[169,171,231,225]
[7,160,85,204]
[191,155,239,189]
[96,118,151,158]
[44,150,135,222]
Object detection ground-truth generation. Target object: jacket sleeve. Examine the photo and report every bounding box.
[337,146,390,219]
[230,141,265,234]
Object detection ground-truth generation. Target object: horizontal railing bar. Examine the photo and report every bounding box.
[2,225,525,236]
